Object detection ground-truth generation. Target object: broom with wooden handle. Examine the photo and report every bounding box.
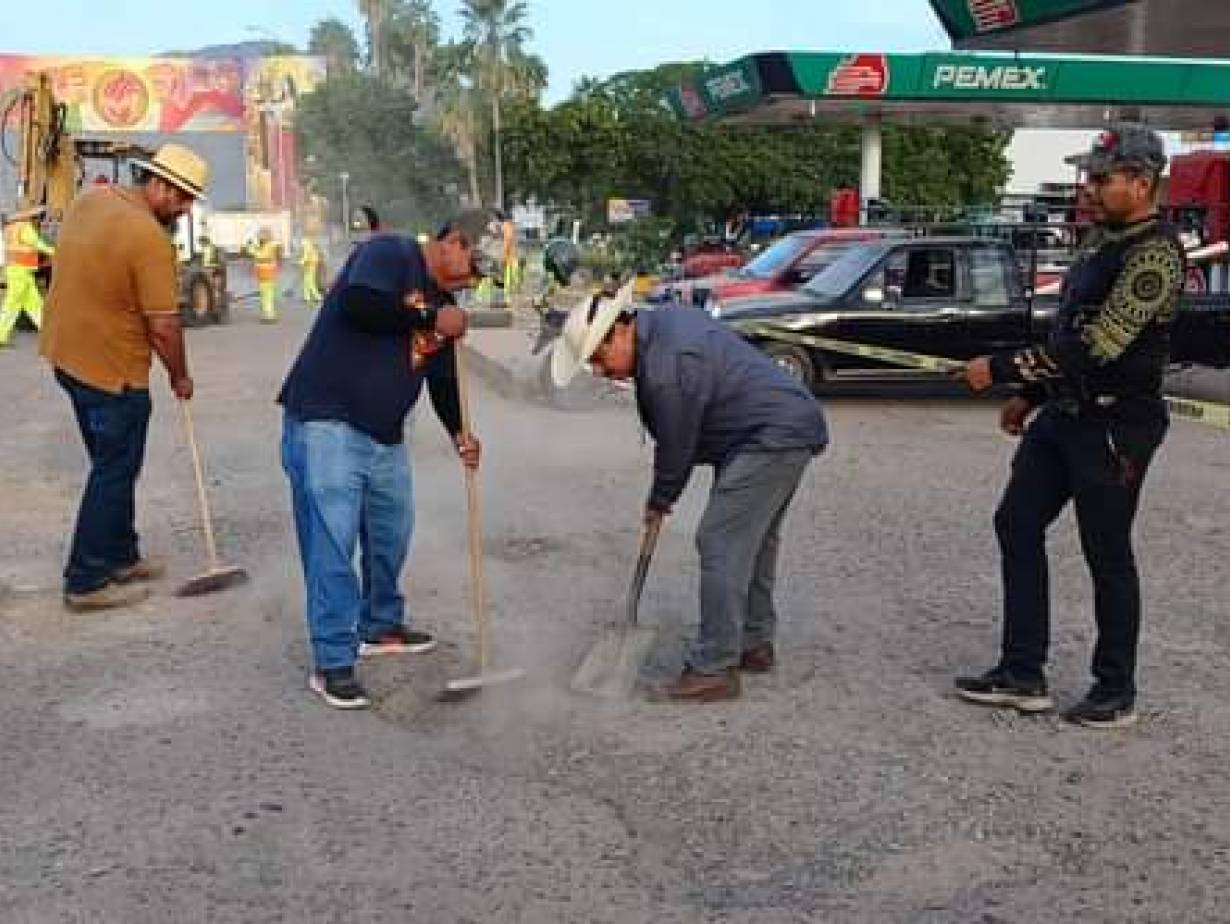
[437,342,524,699]
[174,400,249,597]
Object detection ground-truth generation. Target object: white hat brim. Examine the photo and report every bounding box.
[550,281,636,387]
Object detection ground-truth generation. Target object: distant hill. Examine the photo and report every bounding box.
[159,40,301,59]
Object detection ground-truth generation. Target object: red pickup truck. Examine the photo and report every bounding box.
[658,227,906,310]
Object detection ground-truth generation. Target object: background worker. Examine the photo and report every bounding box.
[1,207,55,347]
[956,124,1185,730]
[199,232,219,271]
[279,208,504,710]
[39,143,208,611]
[551,283,828,703]
[299,236,323,306]
[501,212,520,294]
[249,227,281,322]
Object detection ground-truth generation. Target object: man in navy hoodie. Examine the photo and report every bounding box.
[279,209,504,709]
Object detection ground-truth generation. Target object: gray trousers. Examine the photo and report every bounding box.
[689,448,813,673]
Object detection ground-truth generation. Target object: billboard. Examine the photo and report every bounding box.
[0,54,324,134]
[0,54,325,210]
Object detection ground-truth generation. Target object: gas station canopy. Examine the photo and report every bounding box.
[664,50,1230,130]
[929,0,1230,60]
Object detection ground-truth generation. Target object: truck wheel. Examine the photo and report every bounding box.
[762,342,817,390]
[182,277,215,327]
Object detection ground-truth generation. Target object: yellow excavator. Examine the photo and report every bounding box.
[2,71,228,325]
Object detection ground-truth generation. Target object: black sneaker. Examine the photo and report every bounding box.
[309,667,371,710]
[359,626,437,657]
[954,667,1054,713]
[1064,688,1137,729]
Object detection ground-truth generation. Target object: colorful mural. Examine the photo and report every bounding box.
[0,54,325,209]
[0,54,323,134]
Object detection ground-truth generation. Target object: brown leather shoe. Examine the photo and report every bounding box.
[64,582,152,612]
[112,558,167,584]
[652,668,741,703]
[739,643,775,673]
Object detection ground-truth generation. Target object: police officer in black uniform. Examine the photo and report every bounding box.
[955,124,1186,729]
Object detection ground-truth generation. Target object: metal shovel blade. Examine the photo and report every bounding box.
[570,625,657,698]
[570,519,662,698]
[174,565,249,598]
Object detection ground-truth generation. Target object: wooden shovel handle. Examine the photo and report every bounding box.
[455,344,490,669]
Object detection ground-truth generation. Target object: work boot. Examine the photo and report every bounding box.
[112,558,167,585]
[652,668,741,703]
[954,666,1054,714]
[1064,687,1137,729]
[739,642,775,673]
[64,582,152,612]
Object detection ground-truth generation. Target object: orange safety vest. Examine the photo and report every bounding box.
[253,241,280,283]
[4,221,40,269]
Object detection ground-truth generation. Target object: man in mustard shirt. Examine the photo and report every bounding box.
[41,143,209,611]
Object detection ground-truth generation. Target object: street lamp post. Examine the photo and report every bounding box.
[339,172,350,243]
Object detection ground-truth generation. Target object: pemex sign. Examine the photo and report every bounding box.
[929,0,1136,40]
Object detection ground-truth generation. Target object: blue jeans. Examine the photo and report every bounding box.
[56,369,152,595]
[280,414,414,670]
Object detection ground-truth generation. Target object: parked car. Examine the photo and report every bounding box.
[717,236,1230,390]
[655,228,906,309]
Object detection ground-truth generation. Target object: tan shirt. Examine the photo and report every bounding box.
[40,187,178,392]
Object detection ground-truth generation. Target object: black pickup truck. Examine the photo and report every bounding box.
[710,236,1230,390]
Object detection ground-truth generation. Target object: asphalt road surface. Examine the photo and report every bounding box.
[3,297,1230,923]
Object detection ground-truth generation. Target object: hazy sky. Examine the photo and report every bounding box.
[1,0,951,102]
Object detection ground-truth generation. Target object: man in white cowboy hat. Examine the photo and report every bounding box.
[40,142,209,611]
[278,207,502,709]
[552,284,829,702]
[0,206,55,347]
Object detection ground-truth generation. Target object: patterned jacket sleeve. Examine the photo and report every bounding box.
[989,234,1184,388]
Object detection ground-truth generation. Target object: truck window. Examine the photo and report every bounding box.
[970,247,1010,307]
[791,243,857,283]
[888,248,956,300]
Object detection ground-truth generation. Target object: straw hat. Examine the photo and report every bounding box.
[550,280,636,387]
[133,143,209,199]
[3,206,46,224]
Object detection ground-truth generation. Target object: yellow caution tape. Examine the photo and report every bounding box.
[739,321,966,374]
[740,320,1230,432]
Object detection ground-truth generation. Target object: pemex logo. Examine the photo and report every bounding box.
[826,54,889,97]
[967,0,1021,32]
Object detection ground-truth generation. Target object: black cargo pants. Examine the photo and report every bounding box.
[994,401,1166,696]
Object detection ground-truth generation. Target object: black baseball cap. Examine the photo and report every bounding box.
[435,208,505,281]
[1065,123,1167,177]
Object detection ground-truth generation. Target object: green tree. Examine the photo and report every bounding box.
[502,61,1012,250]
[384,0,441,102]
[356,0,390,76]
[308,18,361,75]
[459,0,536,209]
[296,72,465,231]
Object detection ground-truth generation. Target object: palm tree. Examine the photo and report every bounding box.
[459,0,535,209]
[356,0,389,77]
[435,80,482,207]
[308,18,361,76]
[387,0,440,104]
